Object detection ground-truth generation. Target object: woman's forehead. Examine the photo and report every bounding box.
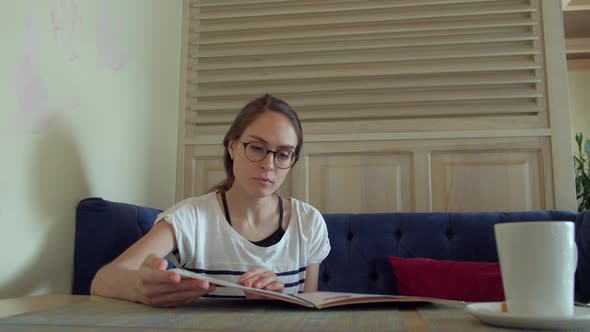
[241,112,298,146]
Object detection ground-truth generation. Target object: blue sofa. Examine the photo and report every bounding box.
[73,197,590,302]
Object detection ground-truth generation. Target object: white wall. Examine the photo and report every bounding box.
[569,70,590,148]
[0,0,182,298]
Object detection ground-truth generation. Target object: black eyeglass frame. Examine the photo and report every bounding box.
[240,141,299,169]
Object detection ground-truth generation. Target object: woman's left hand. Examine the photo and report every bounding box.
[238,267,284,298]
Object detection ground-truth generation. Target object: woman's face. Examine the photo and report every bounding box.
[228,111,299,198]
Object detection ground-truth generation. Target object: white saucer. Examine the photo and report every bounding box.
[465,302,590,330]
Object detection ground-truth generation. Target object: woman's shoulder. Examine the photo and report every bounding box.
[192,191,218,204]
[288,196,323,220]
[287,197,328,241]
[161,192,217,216]
[173,191,215,205]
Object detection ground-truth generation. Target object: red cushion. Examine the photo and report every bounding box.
[387,256,505,302]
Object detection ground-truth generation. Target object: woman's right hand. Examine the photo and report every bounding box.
[134,254,216,307]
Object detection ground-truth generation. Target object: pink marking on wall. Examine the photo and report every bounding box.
[12,11,53,133]
[9,10,80,134]
[50,0,82,62]
[96,0,127,71]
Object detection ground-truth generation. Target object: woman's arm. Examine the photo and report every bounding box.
[90,221,214,306]
[302,263,320,292]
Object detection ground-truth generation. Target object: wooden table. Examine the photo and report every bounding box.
[0,294,96,319]
[0,294,548,331]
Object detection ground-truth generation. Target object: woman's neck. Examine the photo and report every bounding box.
[223,188,278,227]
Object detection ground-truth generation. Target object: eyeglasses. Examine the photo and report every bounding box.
[240,141,298,169]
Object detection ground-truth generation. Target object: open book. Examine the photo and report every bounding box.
[170,268,465,309]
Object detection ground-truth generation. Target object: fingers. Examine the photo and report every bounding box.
[137,278,216,307]
[140,265,179,284]
[238,267,284,292]
[141,255,175,282]
[143,278,210,296]
[144,254,168,271]
[238,267,270,287]
[261,281,284,292]
[144,287,214,307]
[237,267,266,283]
[136,255,216,307]
[251,273,277,289]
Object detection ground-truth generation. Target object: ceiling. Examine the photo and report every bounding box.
[563,0,590,60]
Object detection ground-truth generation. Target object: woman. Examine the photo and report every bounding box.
[91,94,331,307]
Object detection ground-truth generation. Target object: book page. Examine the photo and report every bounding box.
[294,291,393,304]
[171,268,465,309]
[169,268,314,307]
[294,292,466,309]
[293,292,415,309]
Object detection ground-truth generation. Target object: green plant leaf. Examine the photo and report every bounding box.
[573,133,590,211]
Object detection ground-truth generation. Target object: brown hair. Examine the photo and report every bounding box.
[209,94,303,193]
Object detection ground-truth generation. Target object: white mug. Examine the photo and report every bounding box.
[494,221,578,316]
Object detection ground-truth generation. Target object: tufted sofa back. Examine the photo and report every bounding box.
[73,197,162,295]
[318,211,580,296]
[74,197,590,302]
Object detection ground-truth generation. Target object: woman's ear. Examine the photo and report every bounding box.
[227,140,236,160]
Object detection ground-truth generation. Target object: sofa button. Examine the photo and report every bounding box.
[347,232,354,241]
[395,230,402,240]
[445,229,453,240]
[370,272,378,281]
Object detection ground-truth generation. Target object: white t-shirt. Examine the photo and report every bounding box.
[155,192,331,297]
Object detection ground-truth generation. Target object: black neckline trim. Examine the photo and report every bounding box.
[221,192,284,247]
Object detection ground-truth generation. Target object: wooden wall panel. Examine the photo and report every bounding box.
[431,150,543,212]
[191,157,225,197]
[185,136,554,213]
[306,153,412,213]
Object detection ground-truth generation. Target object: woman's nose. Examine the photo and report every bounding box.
[259,152,276,169]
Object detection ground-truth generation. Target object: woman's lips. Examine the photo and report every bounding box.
[255,177,273,185]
